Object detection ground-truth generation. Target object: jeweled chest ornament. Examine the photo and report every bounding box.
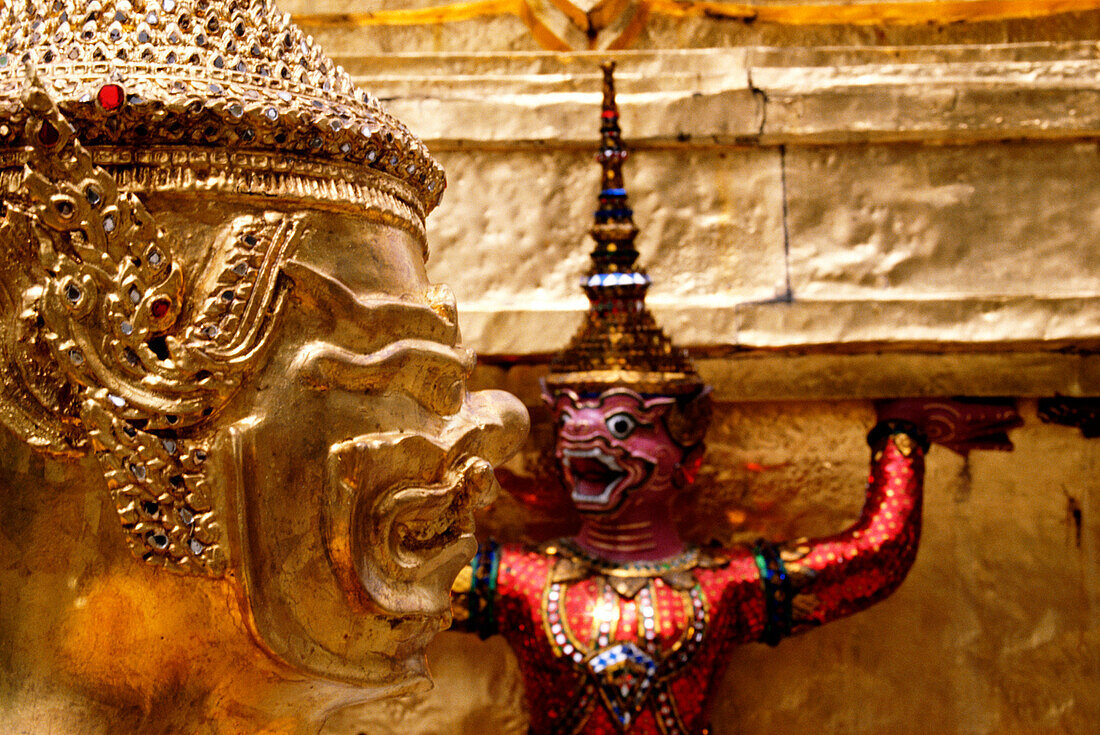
[541,541,715,731]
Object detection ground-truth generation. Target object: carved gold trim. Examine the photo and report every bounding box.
[544,369,703,395]
[645,0,1100,25]
[0,148,427,250]
[293,0,1100,51]
[295,0,1100,27]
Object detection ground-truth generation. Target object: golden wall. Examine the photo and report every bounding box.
[285,2,1100,733]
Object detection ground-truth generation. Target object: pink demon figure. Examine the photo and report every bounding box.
[452,64,1022,735]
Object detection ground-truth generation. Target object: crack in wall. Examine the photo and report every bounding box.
[747,64,768,138]
[731,69,792,348]
[779,143,793,303]
[747,64,792,304]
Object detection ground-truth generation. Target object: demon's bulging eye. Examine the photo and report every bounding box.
[606,413,637,439]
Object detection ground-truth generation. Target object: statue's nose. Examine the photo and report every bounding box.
[458,388,529,467]
[560,414,601,440]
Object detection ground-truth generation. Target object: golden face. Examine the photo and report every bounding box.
[0,85,527,706]
[201,206,527,686]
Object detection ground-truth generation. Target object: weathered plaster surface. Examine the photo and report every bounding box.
[322,49,1100,387]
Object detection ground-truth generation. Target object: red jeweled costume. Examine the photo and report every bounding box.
[451,62,936,735]
[461,430,923,735]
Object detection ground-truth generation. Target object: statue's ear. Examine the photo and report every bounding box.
[540,381,582,417]
[0,80,88,456]
[674,442,706,488]
[0,210,86,455]
[665,387,713,447]
[539,378,555,409]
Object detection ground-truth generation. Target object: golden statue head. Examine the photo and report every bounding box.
[0,1,527,731]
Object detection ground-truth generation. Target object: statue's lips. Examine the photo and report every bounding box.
[563,448,627,504]
[392,483,475,555]
[388,457,492,561]
[362,455,497,618]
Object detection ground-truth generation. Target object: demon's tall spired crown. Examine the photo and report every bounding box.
[0,2,527,733]
[453,64,1021,735]
[545,64,701,399]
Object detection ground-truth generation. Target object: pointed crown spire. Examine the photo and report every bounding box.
[546,62,702,396]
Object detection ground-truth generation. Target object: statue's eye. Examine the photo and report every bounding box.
[606,413,637,439]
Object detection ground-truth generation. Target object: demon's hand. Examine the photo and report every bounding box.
[874,398,1023,455]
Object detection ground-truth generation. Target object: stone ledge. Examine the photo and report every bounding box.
[456,296,1100,354]
[472,349,1100,401]
[335,43,1100,145]
[755,45,1100,143]
[345,49,760,142]
[472,351,1100,401]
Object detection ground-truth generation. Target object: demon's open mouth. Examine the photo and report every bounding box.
[562,448,632,505]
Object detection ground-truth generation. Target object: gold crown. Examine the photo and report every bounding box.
[547,63,702,397]
[0,0,444,219]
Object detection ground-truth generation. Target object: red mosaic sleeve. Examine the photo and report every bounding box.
[777,427,926,635]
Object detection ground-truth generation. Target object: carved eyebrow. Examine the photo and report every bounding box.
[280,259,472,415]
[292,339,474,417]
[281,258,458,351]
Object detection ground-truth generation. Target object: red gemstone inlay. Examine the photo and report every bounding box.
[37,120,60,146]
[150,297,171,318]
[97,83,124,112]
